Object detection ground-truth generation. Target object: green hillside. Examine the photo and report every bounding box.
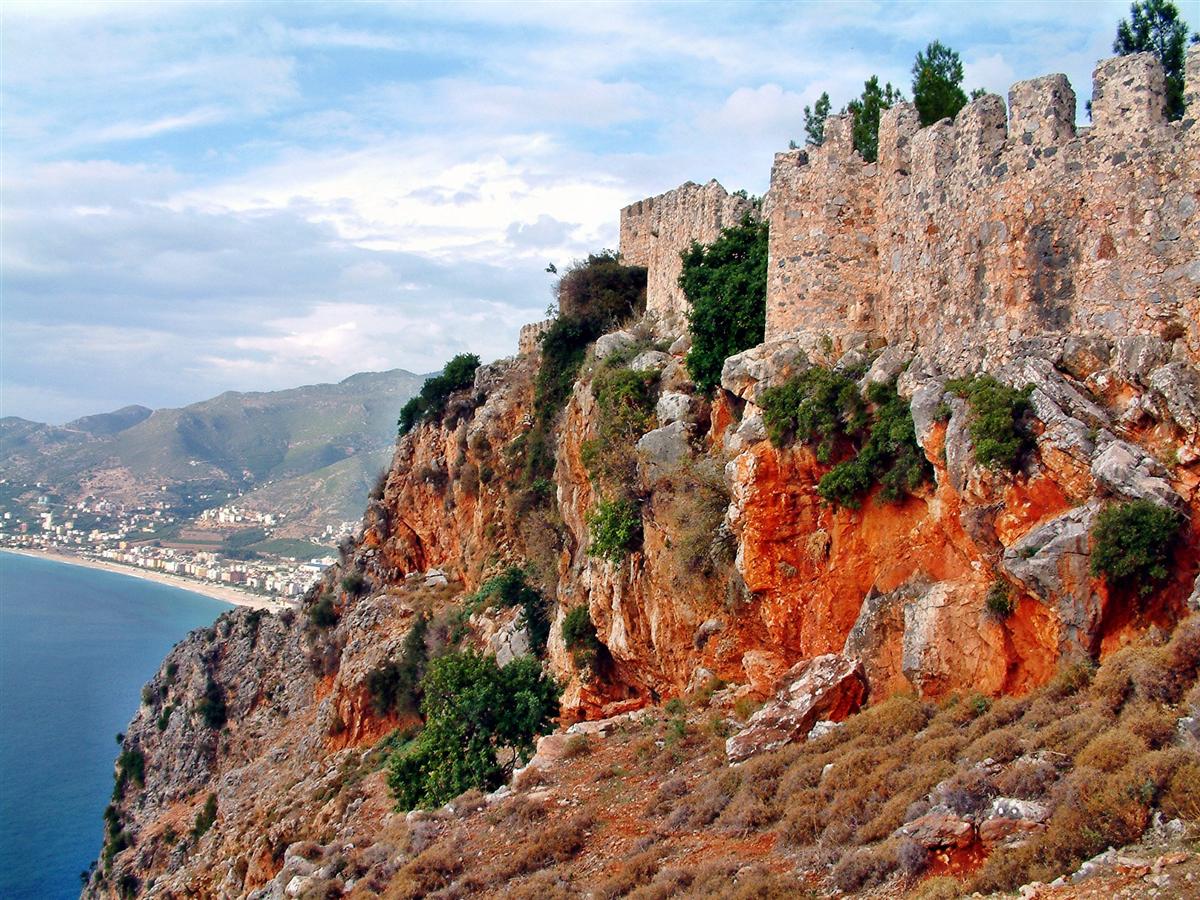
[0,370,422,534]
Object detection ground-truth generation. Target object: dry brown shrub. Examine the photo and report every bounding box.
[447,788,485,817]
[676,766,740,828]
[492,812,594,881]
[778,786,823,846]
[647,776,687,817]
[1032,707,1110,758]
[965,694,1029,742]
[912,875,966,900]
[1157,753,1200,820]
[993,757,1060,799]
[856,760,955,844]
[1046,659,1095,700]
[594,847,663,898]
[502,869,576,900]
[963,724,1024,763]
[512,764,549,791]
[563,734,593,758]
[830,842,896,893]
[919,732,967,761]
[1119,701,1177,749]
[384,842,463,899]
[487,794,548,829]
[1074,727,1146,772]
[849,694,930,741]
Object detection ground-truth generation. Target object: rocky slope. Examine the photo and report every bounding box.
[84,301,1199,897]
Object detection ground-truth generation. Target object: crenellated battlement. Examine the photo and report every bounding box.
[767,49,1200,371]
[619,179,757,325]
[619,50,1199,371]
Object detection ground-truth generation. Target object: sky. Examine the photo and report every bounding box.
[1,0,1147,423]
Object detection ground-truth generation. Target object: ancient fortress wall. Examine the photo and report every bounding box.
[621,50,1200,370]
[619,180,756,325]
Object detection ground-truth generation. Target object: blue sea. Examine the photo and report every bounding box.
[0,551,228,900]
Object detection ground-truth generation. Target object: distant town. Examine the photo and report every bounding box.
[0,478,362,602]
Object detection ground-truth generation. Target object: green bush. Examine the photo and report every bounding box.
[472,567,551,656]
[387,650,559,809]
[196,676,227,730]
[340,571,366,597]
[1090,500,1182,596]
[762,372,928,509]
[367,613,429,717]
[588,497,642,561]
[308,594,339,629]
[398,352,481,436]
[945,375,1033,471]
[191,793,217,840]
[760,367,867,461]
[561,605,601,670]
[986,579,1015,619]
[818,380,930,508]
[681,214,769,394]
[112,749,145,801]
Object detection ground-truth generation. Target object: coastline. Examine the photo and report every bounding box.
[1,548,293,612]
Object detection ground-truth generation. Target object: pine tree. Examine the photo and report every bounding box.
[803,92,831,146]
[845,76,904,162]
[911,40,968,126]
[1113,0,1198,120]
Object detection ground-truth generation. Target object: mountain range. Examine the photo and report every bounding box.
[0,369,424,535]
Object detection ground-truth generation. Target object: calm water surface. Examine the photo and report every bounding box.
[0,551,227,899]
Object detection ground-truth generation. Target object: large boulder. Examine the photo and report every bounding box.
[897,808,975,850]
[1002,501,1103,656]
[725,654,865,763]
[636,422,692,481]
[1090,439,1182,510]
[720,335,809,403]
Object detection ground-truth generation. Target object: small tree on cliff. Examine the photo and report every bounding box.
[846,76,904,162]
[680,214,769,394]
[911,40,968,125]
[1113,0,1199,120]
[387,650,559,809]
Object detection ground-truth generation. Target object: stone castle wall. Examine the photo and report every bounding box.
[621,50,1200,371]
[619,180,756,325]
[518,319,554,356]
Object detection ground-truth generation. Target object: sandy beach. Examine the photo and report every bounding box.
[2,548,293,612]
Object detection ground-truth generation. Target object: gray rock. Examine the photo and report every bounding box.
[909,378,949,449]
[1002,501,1103,656]
[1149,362,1200,435]
[636,422,692,480]
[943,398,973,492]
[989,797,1050,823]
[1090,440,1182,510]
[865,345,913,385]
[594,330,638,361]
[656,391,694,426]
[1114,335,1171,386]
[725,654,866,763]
[669,334,691,356]
[1059,335,1113,380]
[1188,572,1200,613]
[492,618,531,667]
[720,335,809,402]
[630,350,671,373]
[724,407,767,453]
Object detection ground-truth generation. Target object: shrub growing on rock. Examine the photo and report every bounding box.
[945,374,1033,470]
[1089,499,1182,595]
[472,567,551,656]
[985,578,1015,618]
[761,366,867,461]
[588,497,642,561]
[398,352,481,436]
[562,605,601,670]
[367,613,429,717]
[308,594,339,629]
[681,214,769,394]
[818,381,930,508]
